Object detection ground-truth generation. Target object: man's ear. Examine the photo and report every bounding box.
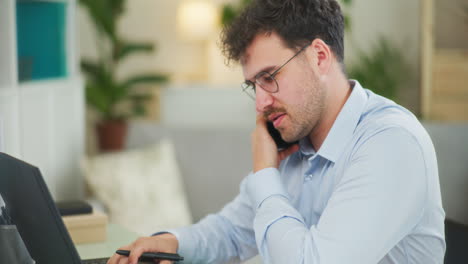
[305,38,332,76]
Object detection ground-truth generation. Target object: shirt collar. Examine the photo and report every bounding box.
[298,80,368,162]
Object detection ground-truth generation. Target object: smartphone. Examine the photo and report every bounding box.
[267,122,298,151]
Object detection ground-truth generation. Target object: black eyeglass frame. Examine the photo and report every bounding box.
[241,42,312,100]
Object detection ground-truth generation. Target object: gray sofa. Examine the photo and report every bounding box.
[126,121,252,222]
[126,121,468,225]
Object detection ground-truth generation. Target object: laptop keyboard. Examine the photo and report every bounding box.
[82,257,109,264]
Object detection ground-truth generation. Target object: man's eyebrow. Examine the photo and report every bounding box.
[245,65,277,82]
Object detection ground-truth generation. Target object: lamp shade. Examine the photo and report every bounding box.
[177,0,218,41]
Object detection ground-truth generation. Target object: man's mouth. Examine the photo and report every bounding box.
[268,113,286,127]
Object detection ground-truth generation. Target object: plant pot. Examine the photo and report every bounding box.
[96,120,128,152]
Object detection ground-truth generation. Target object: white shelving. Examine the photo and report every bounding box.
[0,0,17,88]
[0,0,84,200]
[0,88,21,157]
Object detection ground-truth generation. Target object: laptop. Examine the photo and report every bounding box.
[0,153,110,264]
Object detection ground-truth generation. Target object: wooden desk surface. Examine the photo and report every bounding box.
[77,223,139,259]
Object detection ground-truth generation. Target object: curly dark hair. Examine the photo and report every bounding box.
[221,0,345,66]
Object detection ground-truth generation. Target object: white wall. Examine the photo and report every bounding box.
[160,84,256,129]
[79,0,424,117]
[343,0,421,114]
[78,0,242,84]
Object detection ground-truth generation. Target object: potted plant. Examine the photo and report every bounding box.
[347,37,409,101]
[340,0,409,102]
[79,0,168,151]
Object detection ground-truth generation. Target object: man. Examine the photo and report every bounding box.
[108,0,445,263]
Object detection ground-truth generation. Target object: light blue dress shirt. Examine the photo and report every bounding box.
[167,81,446,263]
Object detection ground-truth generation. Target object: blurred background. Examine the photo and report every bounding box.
[0,0,467,259]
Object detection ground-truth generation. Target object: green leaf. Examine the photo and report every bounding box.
[221,0,252,25]
[112,0,126,17]
[85,82,112,116]
[81,60,104,81]
[241,0,252,7]
[342,0,353,6]
[347,36,409,101]
[130,94,152,117]
[81,59,123,117]
[344,14,351,32]
[79,0,117,40]
[221,5,237,26]
[121,74,169,89]
[81,60,116,94]
[114,42,154,61]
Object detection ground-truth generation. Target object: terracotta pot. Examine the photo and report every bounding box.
[96,120,128,152]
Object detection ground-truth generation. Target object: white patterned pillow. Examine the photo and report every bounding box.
[81,139,192,235]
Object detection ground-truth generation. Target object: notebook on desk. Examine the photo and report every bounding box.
[0,153,110,264]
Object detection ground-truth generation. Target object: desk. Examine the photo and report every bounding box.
[77,225,262,264]
[77,224,139,259]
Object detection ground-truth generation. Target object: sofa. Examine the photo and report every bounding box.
[125,121,253,222]
[126,121,468,223]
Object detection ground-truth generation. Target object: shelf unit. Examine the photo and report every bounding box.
[0,0,17,89]
[0,0,84,200]
[421,0,468,121]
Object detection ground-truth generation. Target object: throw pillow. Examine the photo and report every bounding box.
[81,139,192,235]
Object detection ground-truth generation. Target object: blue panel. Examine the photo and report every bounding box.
[16,1,67,81]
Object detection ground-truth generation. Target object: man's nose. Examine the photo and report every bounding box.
[255,87,274,113]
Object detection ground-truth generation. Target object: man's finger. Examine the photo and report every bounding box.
[117,257,129,264]
[106,253,121,264]
[108,244,132,264]
[128,246,145,264]
[278,144,300,160]
[256,113,267,126]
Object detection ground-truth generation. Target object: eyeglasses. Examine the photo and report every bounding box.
[241,42,311,100]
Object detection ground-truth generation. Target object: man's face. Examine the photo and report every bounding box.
[242,33,327,142]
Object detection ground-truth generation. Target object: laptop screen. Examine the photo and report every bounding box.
[0,153,81,264]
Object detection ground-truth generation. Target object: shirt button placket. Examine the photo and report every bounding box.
[304,157,319,182]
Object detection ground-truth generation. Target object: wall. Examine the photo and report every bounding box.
[160,84,256,129]
[343,0,421,114]
[79,0,423,116]
[78,0,242,84]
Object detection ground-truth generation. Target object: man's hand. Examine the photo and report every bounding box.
[252,114,299,172]
[107,233,178,264]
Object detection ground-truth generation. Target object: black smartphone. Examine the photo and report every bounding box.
[116,249,184,262]
[267,122,298,151]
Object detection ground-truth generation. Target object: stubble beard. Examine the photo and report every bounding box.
[280,73,326,143]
